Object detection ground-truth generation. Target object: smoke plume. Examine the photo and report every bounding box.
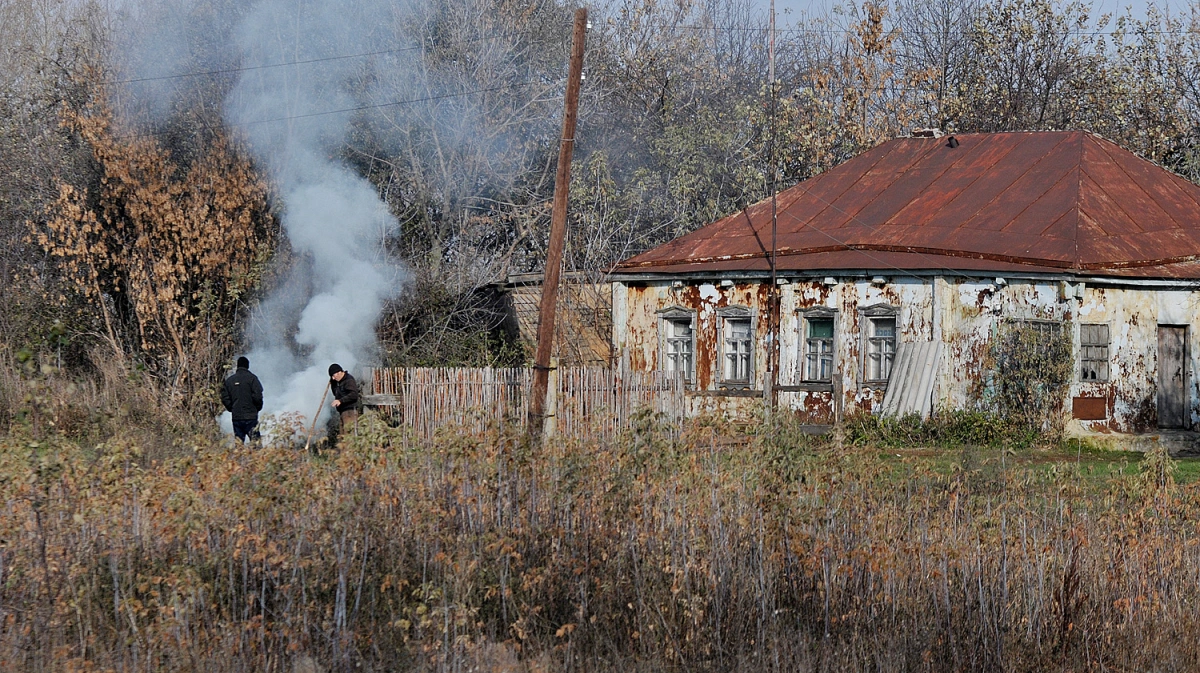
[228,1,403,431]
[122,0,408,432]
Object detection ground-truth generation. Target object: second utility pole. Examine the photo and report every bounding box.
[528,7,587,441]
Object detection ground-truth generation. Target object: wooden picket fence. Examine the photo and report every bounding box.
[362,366,686,440]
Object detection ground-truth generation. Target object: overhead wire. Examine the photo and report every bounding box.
[670,22,1200,37]
[110,47,421,85]
[109,78,560,143]
[104,15,1199,91]
[106,33,505,86]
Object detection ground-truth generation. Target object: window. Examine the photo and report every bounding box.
[717,306,754,386]
[723,318,753,383]
[1080,323,1110,381]
[865,317,897,381]
[665,319,694,375]
[804,317,835,382]
[1024,320,1063,340]
[657,307,696,383]
[1010,319,1065,356]
[859,303,899,385]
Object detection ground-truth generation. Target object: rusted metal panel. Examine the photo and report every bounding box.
[617,131,1200,278]
[1072,397,1107,420]
[621,252,1073,275]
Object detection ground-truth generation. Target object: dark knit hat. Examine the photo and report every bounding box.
[328,363,343,377]
[237,356,250,369]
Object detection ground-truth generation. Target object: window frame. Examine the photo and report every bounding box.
[859,304,899,386]
[1008,318,1066,353]
[717,306,755,388]
[798,307,838,384]
[656,306,697,386]
[1079,323,1110,382]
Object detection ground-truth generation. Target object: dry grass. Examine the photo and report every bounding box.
[1,349,209,452]
[0,406,1198,672]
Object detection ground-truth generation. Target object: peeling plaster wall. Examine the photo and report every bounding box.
[936,279,1073,416]
[612,280,770,417]
[612,276,1200,430]
[780,277,936,419]
[1072,286,1200,432]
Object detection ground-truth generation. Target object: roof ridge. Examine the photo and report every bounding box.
[781,139,913,231]
[1082,135,1163,236]
[953,133,1067,231]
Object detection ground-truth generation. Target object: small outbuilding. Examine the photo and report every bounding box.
[610,131,1200,432]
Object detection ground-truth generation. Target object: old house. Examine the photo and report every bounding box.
[497,272,612,366]
[610,131,1200,432]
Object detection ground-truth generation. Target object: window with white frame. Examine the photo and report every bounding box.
[858,304,899,384]
[723,318,752,383]
[718,307,754,386]
[657,307,696,382]
[1080,323,1110,381]
[802,311,836,382]
[865,316,897,382]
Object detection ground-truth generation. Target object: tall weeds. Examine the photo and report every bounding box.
[0,414,1196,671]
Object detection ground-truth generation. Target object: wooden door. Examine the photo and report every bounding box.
[1157,326,1187,429]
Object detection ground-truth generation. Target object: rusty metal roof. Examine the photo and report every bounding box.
[616,131,1200,278]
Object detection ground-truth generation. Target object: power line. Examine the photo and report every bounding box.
[110,47,417,85]
[238,80,549,126]
[109,78,556,143]
[105,20,1197,91]
[661,22,1200,37]
[108,34,504,86]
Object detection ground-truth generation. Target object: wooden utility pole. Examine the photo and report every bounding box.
[528,7,587,439]
[766,0,780,410]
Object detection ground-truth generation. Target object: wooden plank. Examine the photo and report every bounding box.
[1158,326,1187,429]
[361,365,687,441]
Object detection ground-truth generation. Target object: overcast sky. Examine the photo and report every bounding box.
[758,0,1196,24]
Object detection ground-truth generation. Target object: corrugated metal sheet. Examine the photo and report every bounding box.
[617,131,1200,278]
[880,340,942,419]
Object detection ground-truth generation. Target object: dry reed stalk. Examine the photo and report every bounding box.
[3,415,1197,672]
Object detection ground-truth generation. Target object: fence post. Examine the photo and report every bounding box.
[543,358,560,439]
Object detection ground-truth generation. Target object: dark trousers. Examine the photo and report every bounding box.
[232,419,259,443]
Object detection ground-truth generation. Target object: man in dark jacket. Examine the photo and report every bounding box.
[328,363,360,429]
[221,356,264,443]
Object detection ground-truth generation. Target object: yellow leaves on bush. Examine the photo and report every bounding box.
[30,93,275,381]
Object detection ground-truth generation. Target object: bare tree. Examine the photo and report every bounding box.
[894,0,981,128]
[0,0,110,352]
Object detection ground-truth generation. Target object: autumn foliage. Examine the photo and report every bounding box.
[30,93,275,393]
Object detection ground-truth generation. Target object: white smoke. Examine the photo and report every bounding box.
[229,0,404,432]
[118,0,552,435]
[121,0,408,433]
